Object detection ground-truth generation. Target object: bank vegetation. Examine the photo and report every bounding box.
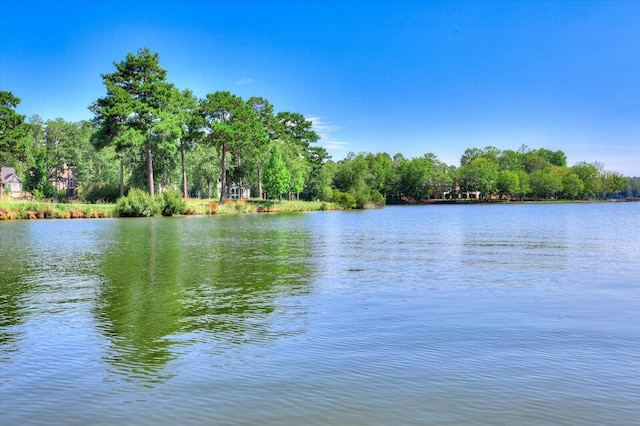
[2,48,638,219]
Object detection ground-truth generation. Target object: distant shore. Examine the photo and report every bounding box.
[2,197,637,221]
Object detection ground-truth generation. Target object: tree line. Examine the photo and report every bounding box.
[1,48,636,205]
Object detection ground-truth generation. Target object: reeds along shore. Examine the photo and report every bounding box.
[0,201,115,220]
[0,199,337,220]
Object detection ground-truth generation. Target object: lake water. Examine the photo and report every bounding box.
[1,203,639,425]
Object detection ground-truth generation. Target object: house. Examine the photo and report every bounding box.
[1,167,23,197]
[228,183,250,199]
[217,181,251,200]
[48,163,77,197]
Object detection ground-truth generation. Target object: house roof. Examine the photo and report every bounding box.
[1,167,23,184]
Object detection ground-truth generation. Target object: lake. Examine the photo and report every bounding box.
[1,203,639,425]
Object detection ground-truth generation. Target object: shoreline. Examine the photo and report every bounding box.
[0,198,338,221]
[2,197,636,221]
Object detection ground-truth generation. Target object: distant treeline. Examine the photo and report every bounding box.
[1,48,636,207]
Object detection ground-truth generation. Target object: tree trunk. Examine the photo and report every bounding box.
[119,154,125,198]
[219,146,227,202]
[147,145,154,196]
[237,158,243,199]
[258,168,263,199]
[0,160,3,200]
[181,141,188,198]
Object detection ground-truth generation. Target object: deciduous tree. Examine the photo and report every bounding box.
[263,145,290,200]
[458,157,498,200]
[0,91,29,198]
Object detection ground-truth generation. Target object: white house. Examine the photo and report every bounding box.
[228,183,250,199]
[1,167,23,196]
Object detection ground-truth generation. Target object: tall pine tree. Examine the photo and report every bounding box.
[90,48,181,196]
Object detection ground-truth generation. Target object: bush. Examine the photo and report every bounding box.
[115,188,159,217]
[321,186,333,202]
[333,190,357,209]
[81,181,120,203]
[159,189,186,216]
[370,189,386,207]
[42,183,55,198]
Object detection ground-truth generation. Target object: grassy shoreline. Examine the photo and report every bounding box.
[2,197,630,221]
[0,198,338,220]
[0,200,117,220]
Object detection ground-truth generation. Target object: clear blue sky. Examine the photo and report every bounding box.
[1,0,639,175]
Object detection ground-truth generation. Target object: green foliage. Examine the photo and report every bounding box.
[42,183,55,198]
[320,186,334,201]
[303,146,333,200]
[6,49,633,208]
[370,189,386,206]
[497,170,520,198]
[530,167,564,199]
[599,171,629,199]
[81,181,121,203]
[159,189,186,216]
[457,158,498,200]
[90,48,181,196]
[562,173,584,200]
[571,162,599,198]
[523,153,549,173]
[516,170,531,200]
[115,188,159,217]
[32,189,44,201]
[0,91,29,165]
[114,188,186,217]
[460,146,501,167]
[0,91,30,199]
[263,145,290,199]
[200,91,265,201]
[333,152,395,203]
[628,177,640,198]
[397,156,439,201]
[332,190,357,209]
[186,143,221,199]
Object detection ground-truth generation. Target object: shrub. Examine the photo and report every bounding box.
[81,181,120,203]
[42,183,55,198]
[159,189,186,216]
[321,186,333,202]
[333,190,357,209]
[370,189,386,207]
[115,188,158,217]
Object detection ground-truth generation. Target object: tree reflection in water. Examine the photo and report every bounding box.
[94,215,312,384]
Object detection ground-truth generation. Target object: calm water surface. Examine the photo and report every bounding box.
[1,203,639,425]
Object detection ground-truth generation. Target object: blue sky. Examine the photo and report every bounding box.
[1,0,639,175]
